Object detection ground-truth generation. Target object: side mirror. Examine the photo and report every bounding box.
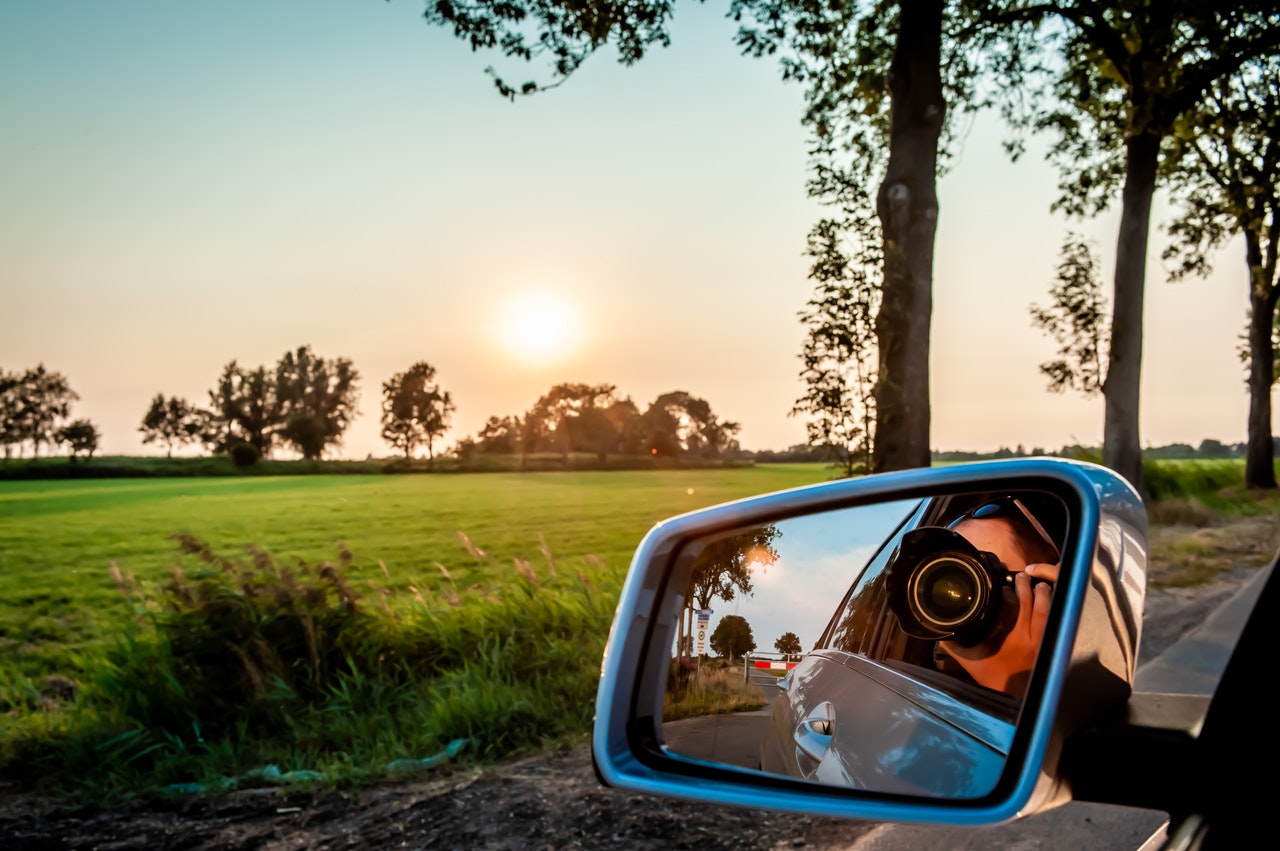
[592,458,1147,824]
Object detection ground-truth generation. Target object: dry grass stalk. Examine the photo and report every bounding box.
[538,532,556,575]
[455,531,494,565]
[514,557,539,586]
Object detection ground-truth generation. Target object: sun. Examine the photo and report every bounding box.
[497,291,583,364]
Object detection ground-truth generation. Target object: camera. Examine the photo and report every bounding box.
[884,526,1011,647]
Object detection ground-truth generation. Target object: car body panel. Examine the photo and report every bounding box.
[762,650,1013,797]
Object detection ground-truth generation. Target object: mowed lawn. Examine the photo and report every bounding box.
[0,464,832,678]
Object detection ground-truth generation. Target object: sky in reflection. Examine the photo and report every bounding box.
[706,498,922,653]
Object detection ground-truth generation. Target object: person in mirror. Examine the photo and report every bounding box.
[937,498,1061,697]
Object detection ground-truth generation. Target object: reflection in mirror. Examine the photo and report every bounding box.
[660,489,1070,800]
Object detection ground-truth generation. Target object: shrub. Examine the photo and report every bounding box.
[96,535,371,737]
[229,442,261,467]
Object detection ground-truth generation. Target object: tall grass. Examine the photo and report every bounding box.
[0,533,620,800]
[663,660,766,721]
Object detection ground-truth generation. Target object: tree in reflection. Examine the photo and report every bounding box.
[677,525,781,660]
[774,631,802,662]
[710,615,757,664]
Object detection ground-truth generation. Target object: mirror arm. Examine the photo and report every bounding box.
[1059,692,1208,814]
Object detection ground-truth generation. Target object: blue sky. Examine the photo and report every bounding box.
[1,1,1257,457]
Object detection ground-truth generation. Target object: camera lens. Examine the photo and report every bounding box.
[885,526,1007,645]
[909,556,988,629]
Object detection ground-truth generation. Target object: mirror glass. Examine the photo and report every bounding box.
[660,488,1069,799]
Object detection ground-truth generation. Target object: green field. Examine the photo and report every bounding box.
[0,464,840,798]
[0,465,833,676]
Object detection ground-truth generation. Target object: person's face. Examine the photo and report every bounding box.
[952,516,1030,573]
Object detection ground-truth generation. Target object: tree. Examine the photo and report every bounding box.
[0,369,21,459]
[601,397,643,457]
[9,364,78,459]
[57,419,100,460]
[526,383,620,462]
[475,415,522,454]
[641,391,739,458]
[1029,233,1109,396]
[421,0,678,100]
[735,1,997,472]
[792,215,881,476]
[680,525,780,671]
[710,614,757,663]
[139,394,203,458]
[207,361,281,457]
[1198,438,1232,459]
[774,630,802,661]
[381,361,455,464]
[993,2,1280,491]
[1161,56,1280,489]
[274,346,361,460]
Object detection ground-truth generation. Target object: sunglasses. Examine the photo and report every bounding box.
[947,496,1061,565]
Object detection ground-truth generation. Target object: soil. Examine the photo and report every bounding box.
[3,517,1275,851]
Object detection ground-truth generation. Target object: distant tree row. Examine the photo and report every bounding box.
[0,365,99,460]
[140,345,361,462]
[5,349,745,465]
[454,384,741,464]
[931,439,1274,464]
[139,354,739,465]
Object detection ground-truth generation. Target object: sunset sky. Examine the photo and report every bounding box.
[1,1,1260,459]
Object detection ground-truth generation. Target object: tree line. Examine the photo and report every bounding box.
[1,348,743,465]
[420,2,1280,493]
[0,365,100,460]
[180,352,740,464]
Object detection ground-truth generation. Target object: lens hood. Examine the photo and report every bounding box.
[885,526,1008,646]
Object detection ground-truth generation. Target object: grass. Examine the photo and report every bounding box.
[0,465,833,682]
[0,464,835,800]
[664,661,767,721]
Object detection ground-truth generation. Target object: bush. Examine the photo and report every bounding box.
[96,535,371,737]
[229,442,261,467]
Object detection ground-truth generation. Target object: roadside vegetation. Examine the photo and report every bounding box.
[664,660,768,722]
[0,460,1276,803]
[0,465,829,801]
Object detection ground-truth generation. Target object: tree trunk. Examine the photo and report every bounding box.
[871,0,944,474]
[1102,132,1159,495]
[1245,229,1278,490]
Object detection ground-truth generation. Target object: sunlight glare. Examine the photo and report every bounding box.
[497,291,583,364]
